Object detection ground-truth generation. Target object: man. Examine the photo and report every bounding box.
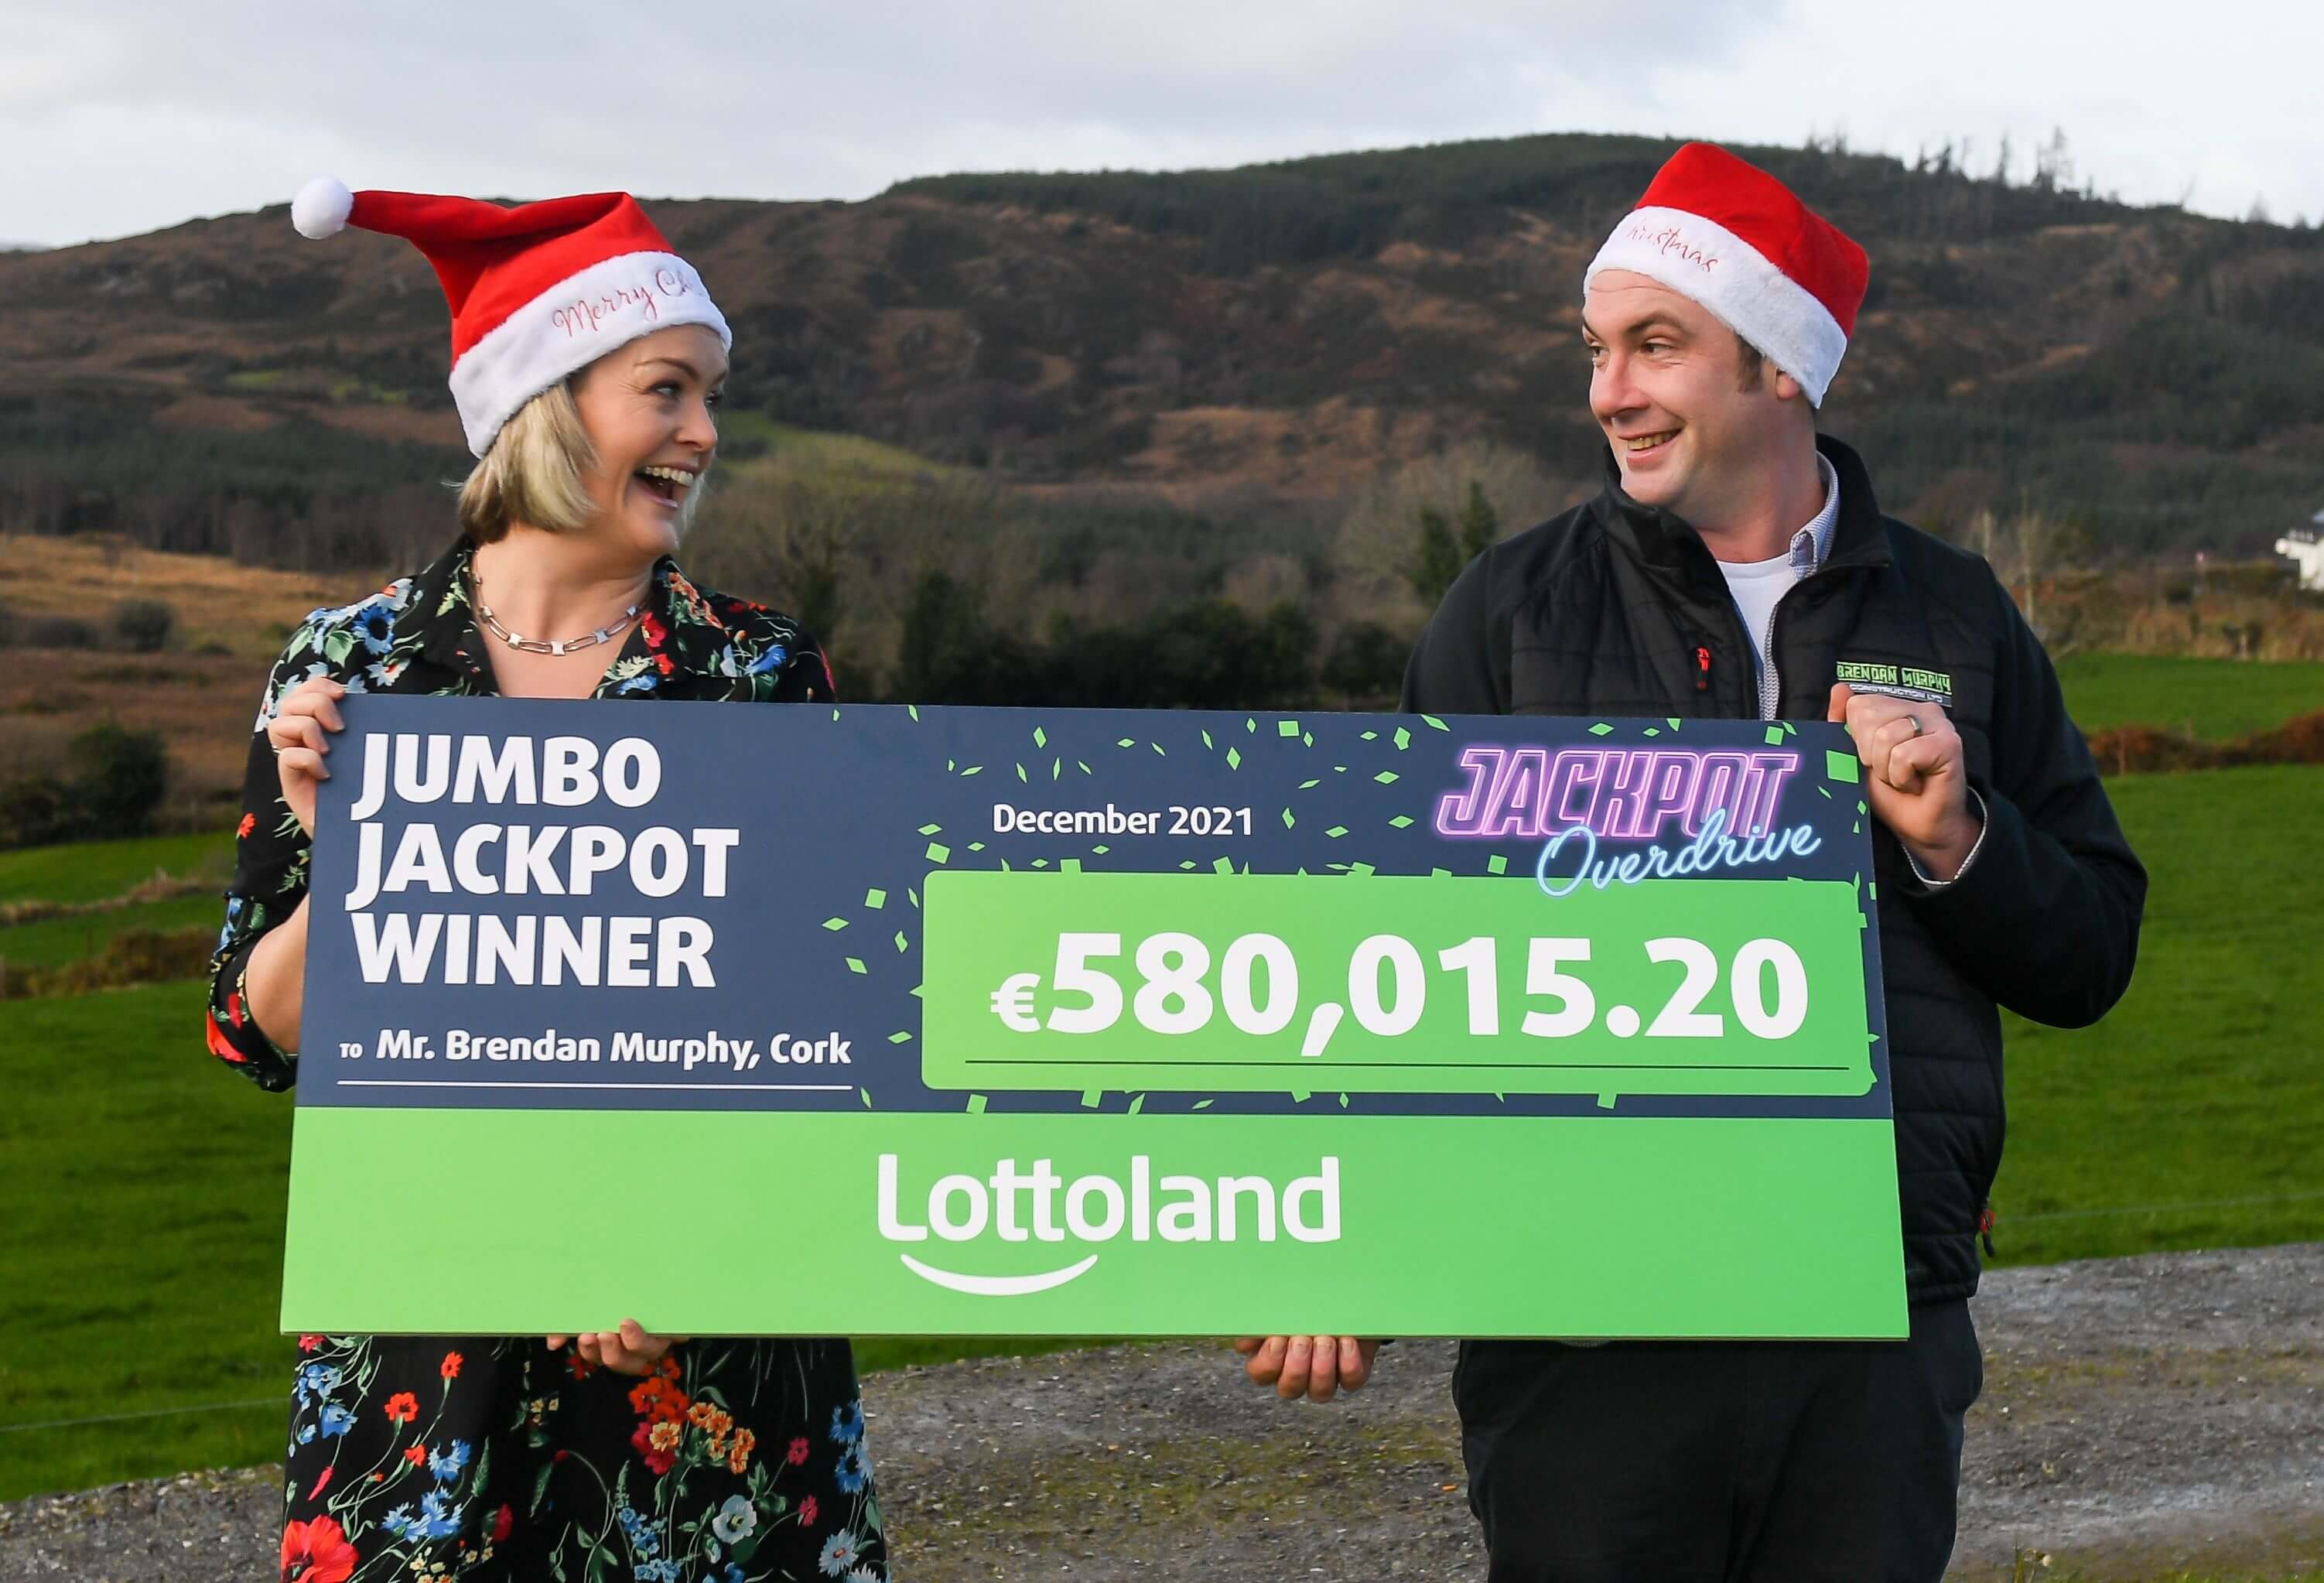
[1235,143,2146,1581]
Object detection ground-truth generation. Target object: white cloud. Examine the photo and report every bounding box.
[4,0,2319,245]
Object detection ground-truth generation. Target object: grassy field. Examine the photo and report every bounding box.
[1988,764,2324,1263]
[2053,652,2323,740]
[0,829,227,908]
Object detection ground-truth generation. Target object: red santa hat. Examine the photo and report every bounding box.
[290,176,731,456]
[1583,143,1868,407]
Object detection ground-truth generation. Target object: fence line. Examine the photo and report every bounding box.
[0,1397,279,1436]
[2004,1188,2324,1224]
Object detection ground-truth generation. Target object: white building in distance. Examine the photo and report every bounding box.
[2278,513,2324,592]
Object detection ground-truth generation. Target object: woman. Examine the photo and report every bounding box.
[207,181,887,1582]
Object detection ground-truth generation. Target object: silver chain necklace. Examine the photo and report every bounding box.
[470,572,643,658]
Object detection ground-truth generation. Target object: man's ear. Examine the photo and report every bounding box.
[1772,368,1807,404]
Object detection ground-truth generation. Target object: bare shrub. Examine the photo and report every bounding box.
[1335,440,1577,628]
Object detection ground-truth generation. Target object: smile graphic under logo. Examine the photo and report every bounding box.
[896,1253,1100,1297]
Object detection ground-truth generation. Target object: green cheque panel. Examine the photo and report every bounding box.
[922,871,1873,1100]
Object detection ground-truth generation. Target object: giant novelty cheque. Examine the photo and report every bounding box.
[284,698,1906,1339]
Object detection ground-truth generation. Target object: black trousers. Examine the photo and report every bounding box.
[1454,1300,1982,1583]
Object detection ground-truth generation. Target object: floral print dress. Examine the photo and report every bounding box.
[208,539,888,1582]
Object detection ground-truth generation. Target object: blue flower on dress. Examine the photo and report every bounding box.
[833,1441,871,1495]
[295,1363,343,1404]
[635,1562,682,1583]
[818,1530,865,1578]
[722,1566,747,1583]
[615,672,659,695]
[747,643,789,675]
[419,1488,463,1540]
[429,1438,471,1482]
[829,1400,864,1445]
[354,605,394,655]
[319,1403,354,1438]
[381,1505,422,1543]
[712,1494,758,1546]
[617,1505,661,1557]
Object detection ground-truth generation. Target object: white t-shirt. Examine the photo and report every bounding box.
[1715,453,1840,717]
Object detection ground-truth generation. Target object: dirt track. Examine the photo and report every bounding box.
[5,1244,2319,1581]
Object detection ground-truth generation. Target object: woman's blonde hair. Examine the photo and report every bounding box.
[456,381,599,543]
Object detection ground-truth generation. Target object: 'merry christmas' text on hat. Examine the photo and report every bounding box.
[1583,143,1868,407]
[290,177,730,456]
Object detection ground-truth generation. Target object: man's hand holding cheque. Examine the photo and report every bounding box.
[1233,1335,1382,1403]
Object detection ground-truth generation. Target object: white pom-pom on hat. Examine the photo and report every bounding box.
[292,176,354,239]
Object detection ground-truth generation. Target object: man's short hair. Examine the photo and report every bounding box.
[456,381,599,544]
[1735,333,1766,389]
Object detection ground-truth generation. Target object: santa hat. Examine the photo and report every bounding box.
[290,177,731,456]
[1583,143,1868,407]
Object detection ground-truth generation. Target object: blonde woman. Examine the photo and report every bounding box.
[208,183,883,1582]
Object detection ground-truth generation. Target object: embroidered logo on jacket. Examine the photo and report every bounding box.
[1837,661,1953,708]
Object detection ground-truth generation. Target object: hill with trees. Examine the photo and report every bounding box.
[2,131,2319,577]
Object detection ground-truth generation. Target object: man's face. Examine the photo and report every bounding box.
[1583,271,1785,525]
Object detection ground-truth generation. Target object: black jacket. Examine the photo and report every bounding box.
[1401,436,2146,1301]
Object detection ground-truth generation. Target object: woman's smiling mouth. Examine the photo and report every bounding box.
[634,464,697,507]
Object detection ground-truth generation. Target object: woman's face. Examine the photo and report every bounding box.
[570,324,729,559]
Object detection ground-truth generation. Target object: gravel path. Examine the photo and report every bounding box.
[5,1244,2319,1581]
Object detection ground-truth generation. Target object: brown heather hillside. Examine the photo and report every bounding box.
[3,132,2322,569]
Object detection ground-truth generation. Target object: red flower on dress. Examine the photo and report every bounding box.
[627,1374,689,1423]
[384,1392,419,1424]
[204,1010,248,1064]
[227,992,246,1029]
[640,612,669,649]
[306,1465,333,1502]
[280,1514,358,1583]
[238,812,256,839]
[567,1350,596,1382]
[630,1418,676,1475]
[440,1351,463,1380]
[491,1504,514,1544]
[798,1496,817,1527]
[404,1445,427,1465]
[654,652,676,675]
[787,1435,810,1466]
[298,1334,323,1352]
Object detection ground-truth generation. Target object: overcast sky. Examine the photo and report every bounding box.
[8,1,2319,248]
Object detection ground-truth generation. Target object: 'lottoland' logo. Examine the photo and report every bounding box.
[877,1154,1341,1295]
